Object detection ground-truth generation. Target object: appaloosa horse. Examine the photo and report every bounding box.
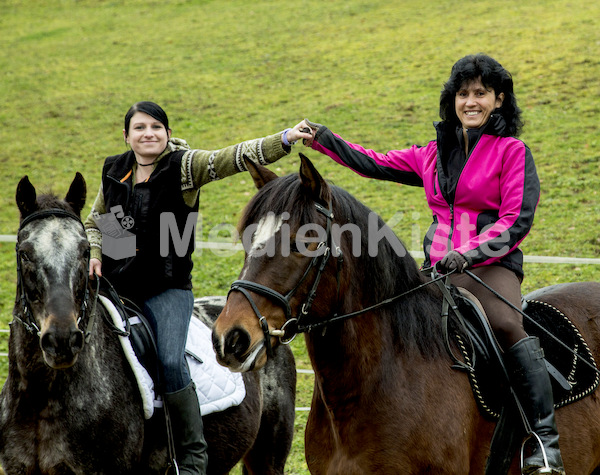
[212,154,600,474]
[0,173,296,474]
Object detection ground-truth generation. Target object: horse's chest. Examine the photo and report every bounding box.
[3,397,84,463]
[3,383,126,472]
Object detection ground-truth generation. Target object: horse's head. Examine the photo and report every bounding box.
[14,173,90,369]
[213,153,350,371]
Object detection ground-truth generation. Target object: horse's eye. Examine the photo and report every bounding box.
[19,250,31,263]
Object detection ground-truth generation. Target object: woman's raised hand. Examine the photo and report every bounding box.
[287,119,320,147]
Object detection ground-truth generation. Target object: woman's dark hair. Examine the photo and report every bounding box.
[124,101,170,136]
[439,54,523,137]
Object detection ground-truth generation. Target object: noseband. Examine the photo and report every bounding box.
[15,208,96,341]
[229,200,343,356]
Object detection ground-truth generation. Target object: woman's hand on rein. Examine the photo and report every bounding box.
[89,258,102,279]
[438,250,470,273]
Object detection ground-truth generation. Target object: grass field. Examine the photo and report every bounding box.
[0,0,599,473]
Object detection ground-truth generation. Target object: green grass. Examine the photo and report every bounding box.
[0,0,599,473]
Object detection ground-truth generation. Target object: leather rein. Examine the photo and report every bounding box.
[14,208,99,343]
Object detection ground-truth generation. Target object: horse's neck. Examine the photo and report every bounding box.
[305,314,396,394]
[304,284,444,404]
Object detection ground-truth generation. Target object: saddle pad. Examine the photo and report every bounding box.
[523,299,599,408]
[99,295,155,418]
[185,315,246,416]
[99,296,246,419]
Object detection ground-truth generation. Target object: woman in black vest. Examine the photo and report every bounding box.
[84,101,309,474]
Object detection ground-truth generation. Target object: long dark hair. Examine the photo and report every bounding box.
[124,101,170,136]
[439,54,523,137]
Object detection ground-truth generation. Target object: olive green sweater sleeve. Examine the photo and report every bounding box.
[181,132,289,206]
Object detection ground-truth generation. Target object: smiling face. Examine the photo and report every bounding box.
[124,111,171,162]
[455,77,504,129]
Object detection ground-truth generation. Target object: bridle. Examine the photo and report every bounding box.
[228,196,451,358]
[229,199,343,356]
[14,208,98,342]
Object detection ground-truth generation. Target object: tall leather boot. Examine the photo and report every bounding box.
[164,382,208,475]
[505,336,565,475]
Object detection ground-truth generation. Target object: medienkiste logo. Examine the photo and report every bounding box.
[94,205,136,260]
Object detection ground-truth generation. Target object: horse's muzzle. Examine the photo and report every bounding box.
[212,326,266,372]
[40,324,85,369]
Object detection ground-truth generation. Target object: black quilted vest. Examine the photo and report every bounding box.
[101,150,198,304]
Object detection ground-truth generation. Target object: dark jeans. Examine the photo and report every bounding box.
[450,265,527,351]
[143,288,194,393]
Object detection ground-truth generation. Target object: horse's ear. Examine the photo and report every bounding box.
[298,153,331,203]
[243,154,278,189]
[65,172,87,217]
[16,175,38,219]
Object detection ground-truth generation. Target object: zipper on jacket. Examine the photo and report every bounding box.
[446,128,483,253]
[447,203,454,253]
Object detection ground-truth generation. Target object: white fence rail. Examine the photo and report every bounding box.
[2,234,600,264]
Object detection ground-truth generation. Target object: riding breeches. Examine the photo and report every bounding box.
[449,265,527,351]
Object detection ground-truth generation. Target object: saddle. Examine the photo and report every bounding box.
[97,282,246,420]
[446,286,599,419]
[442,284,599,474]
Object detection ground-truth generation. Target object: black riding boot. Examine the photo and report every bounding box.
[164,382,208,475]
[505,336,565,475]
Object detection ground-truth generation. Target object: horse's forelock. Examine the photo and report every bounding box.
[36,193,78,215]
[18,190,88,309]
[240,174,312,232]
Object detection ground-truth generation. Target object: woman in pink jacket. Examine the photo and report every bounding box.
[287,54,563,475]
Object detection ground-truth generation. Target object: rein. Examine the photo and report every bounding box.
[227,192,600,381]
[14,208,98,342]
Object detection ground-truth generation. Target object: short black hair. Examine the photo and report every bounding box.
[124,101,170,136]
[439,54,523,137]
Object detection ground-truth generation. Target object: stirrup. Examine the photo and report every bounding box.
[165,459,180,475]
[520,432,564,475]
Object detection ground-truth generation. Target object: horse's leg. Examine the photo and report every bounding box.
[242,346,296,474]
[202,373,262,475]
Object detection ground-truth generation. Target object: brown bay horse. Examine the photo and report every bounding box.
[0,173,296,474]
[212,154,600,474]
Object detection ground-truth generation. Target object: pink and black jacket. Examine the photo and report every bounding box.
[311,115,540,277]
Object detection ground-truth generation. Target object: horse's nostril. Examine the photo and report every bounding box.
[40,332,58,355]
[225,328,251,359]
[70,329,85,353]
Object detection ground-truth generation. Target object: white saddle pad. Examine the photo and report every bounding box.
[99,296,246,419]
